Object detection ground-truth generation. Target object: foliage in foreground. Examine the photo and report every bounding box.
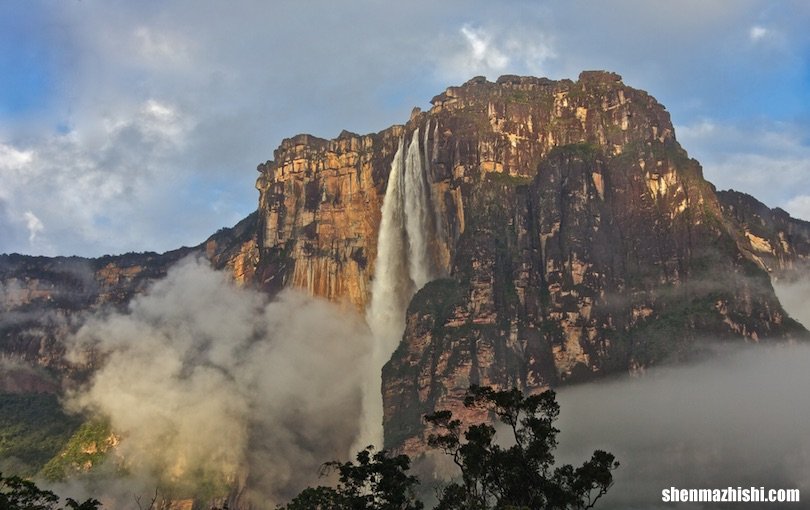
[280,448,423,510]
[281,385,619,510]
[425,385,618,509]
[0,472,100,510]
[1,386,617,509]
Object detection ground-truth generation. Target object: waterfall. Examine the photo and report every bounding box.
[353,126,438,452]
[404,127,433,290]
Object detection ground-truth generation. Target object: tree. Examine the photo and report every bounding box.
[424,385,618,510]
[279,447,424,510]
[0,472,101,510]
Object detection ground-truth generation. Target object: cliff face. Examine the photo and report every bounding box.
[716,189,810,280]
[376,74,809,453]
[2,71,810,457]
[253,131,396,309]
[250,72,676,310]
[247,72,809,453]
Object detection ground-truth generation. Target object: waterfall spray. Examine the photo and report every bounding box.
[354,126,439,451]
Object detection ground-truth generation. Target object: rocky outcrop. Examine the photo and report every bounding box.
[254,131,397,309]
[0,250,189,386]
[716,189,810,280]
[251,72,676,310]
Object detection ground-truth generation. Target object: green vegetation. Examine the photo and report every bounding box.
[648,139,690,168]
[0,473,100,510]
[0,394,83,477]
[284,386,618,510]
[408,279,465,337]
[548,142,601,161]
[608,291,724,369]
[426,385,618,510]
[505,89,530,103]
[483,172,532,186]
[40,419,112,482]
[280,448,423,510]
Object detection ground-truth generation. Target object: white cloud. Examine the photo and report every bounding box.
[133,26,194,68]
[0,98,196,255]
[434,23,556,82]
[749,25,769,41]
[460,25,509,72]
[0,144,33,172]
[2,0,809,256]
[676,118,810,218]
[785,195,810,222]
[674,118,717,140]
[23,211,43,242]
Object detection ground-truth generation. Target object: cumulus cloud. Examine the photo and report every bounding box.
[749,25,769,41]
[460,25,510,71]
[64,257,373,507]
[0,98,195,255]
[0,1,447,255]
[433,23,556,82]
[784,196,810,223]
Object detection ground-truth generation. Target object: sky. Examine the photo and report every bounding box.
[1,1,809,257]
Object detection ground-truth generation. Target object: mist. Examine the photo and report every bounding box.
[62,256,373,507]
[53,256,810,508]
[551,277,810,509]
[773,277,810,327]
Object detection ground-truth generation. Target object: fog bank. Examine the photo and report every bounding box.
[64,257,372,507]
[555,277,810,509]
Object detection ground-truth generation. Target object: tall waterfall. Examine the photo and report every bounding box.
[404,128,433,290]
[354,126,438,451]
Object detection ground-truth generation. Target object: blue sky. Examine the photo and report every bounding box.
[1,0,809,256]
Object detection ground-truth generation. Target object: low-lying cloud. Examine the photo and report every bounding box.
[773,278,810,327]
[64,256,373,507]
[54,257,810,509]
[553,277,810,509]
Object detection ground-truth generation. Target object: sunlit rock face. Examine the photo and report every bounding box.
[716,189,810,279]
[371,72,810,454]
[245,72,810,455]
[254,130,394,310]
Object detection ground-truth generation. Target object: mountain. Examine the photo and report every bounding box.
[2,71,809,462]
